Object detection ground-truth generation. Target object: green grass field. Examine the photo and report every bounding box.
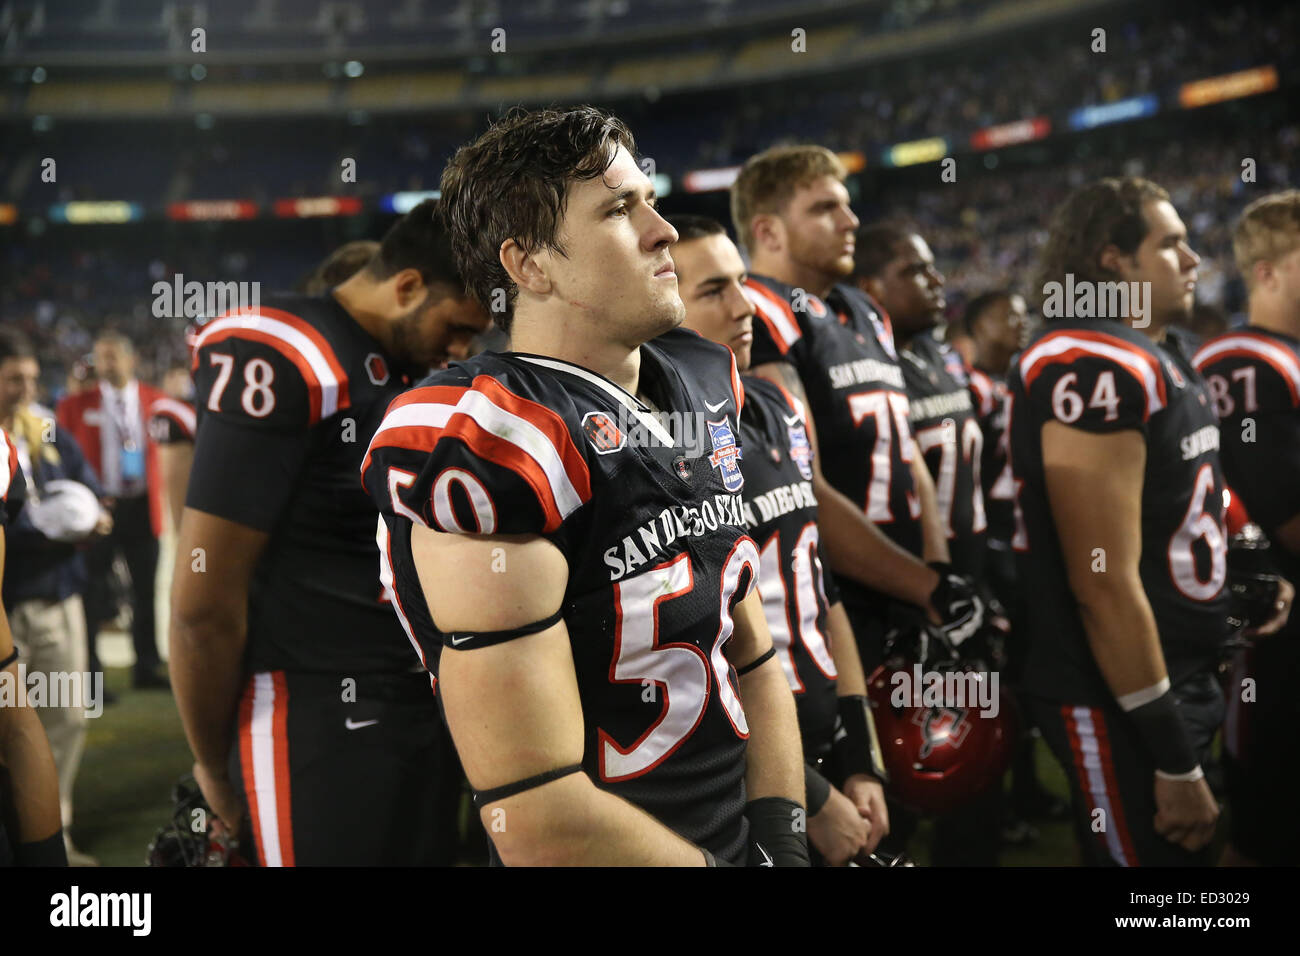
[74,663,1091,866]
[73,667,193,866]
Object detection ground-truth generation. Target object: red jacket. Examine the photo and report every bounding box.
[57,381,167,537]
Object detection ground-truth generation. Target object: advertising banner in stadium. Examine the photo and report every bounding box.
[1178,66,1278,109]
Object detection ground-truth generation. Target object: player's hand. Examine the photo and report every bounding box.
[193,761,243,832]
[807,784,870,866]
[92,507,113,537]
[842,773,890,855]
[925,565,985,648]
[1153,773,1219,852]
[1244,576,1293,638]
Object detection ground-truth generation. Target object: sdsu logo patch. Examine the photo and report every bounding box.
[706,418,744,492]
[911,707,971,759]
[364,353,390,386]
[787,421,813,481]
[581,411,626,454]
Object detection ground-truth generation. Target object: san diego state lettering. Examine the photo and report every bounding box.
[603,494,747,580]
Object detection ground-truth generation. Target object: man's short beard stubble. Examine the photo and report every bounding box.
[792,236,853,286]
[389,298,441,373]
[634,290,685,346]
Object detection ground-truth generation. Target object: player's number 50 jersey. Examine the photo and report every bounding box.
[362,329,756,861]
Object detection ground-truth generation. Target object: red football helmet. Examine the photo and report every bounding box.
[866,628,1019,815]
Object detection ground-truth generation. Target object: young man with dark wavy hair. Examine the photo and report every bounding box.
[1008,177,1291,866]
[363,106,808,866]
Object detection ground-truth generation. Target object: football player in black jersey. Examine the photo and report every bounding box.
[964,291,1028,609]
[855,224,1008,865]
[856,224,990,582]
[155,241,385,536]
[0,428,67,866]
[963,291,1068,840]
[1193,190,1300,865]
[171,200,491,866]
[670,214,890,864]
[729,146,985,678]
[363,106,807,866]
[1011,177,1290,865]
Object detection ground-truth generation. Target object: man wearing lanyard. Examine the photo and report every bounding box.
[57,331,169,690]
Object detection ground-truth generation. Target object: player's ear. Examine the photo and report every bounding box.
[1097,243,1131,280]
[750,214,783,254]
[856,274,884,303]
[392,268,428,308]
[1251,258,1274,293]
[500,238,552,297]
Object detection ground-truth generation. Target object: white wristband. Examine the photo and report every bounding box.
[1155,765,1205,783]
[1117,677,1171,712]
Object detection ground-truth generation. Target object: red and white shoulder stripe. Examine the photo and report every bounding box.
[1019,329,1167,420]
[968,367,996,417]
[149,397,197,440]
[363,375,592,534]
[743,279,802,356]
[191,306,351,423]
[1193,332,1300,408]
[0,428,15,502]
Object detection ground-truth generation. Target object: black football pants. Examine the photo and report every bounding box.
[228,669,458,866]
[1027,671,1224,867]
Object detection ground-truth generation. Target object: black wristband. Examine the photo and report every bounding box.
[14,830,68,867]
[0,647,17,670]
[1125,691,1198,775]
[744,796,811,867]
[831,694,886,784]
[803,763,832,816]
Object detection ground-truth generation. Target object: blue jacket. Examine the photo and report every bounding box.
[2,421,103,608]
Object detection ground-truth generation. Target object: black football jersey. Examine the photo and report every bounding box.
[968,366,1015,548]
[899,333,988,577]
[362,328,753,862]
[188,295,415,675]
[147,397,196,446]
[1194,328,1300,585]
[737,375,839,755]
[745,275,921,605]
[1009,319,1230,705]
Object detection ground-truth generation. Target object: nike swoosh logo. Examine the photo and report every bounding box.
[757,842,774,867]
[450,634,472,646]
[704,398,728,413]
[344,718,379,730]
